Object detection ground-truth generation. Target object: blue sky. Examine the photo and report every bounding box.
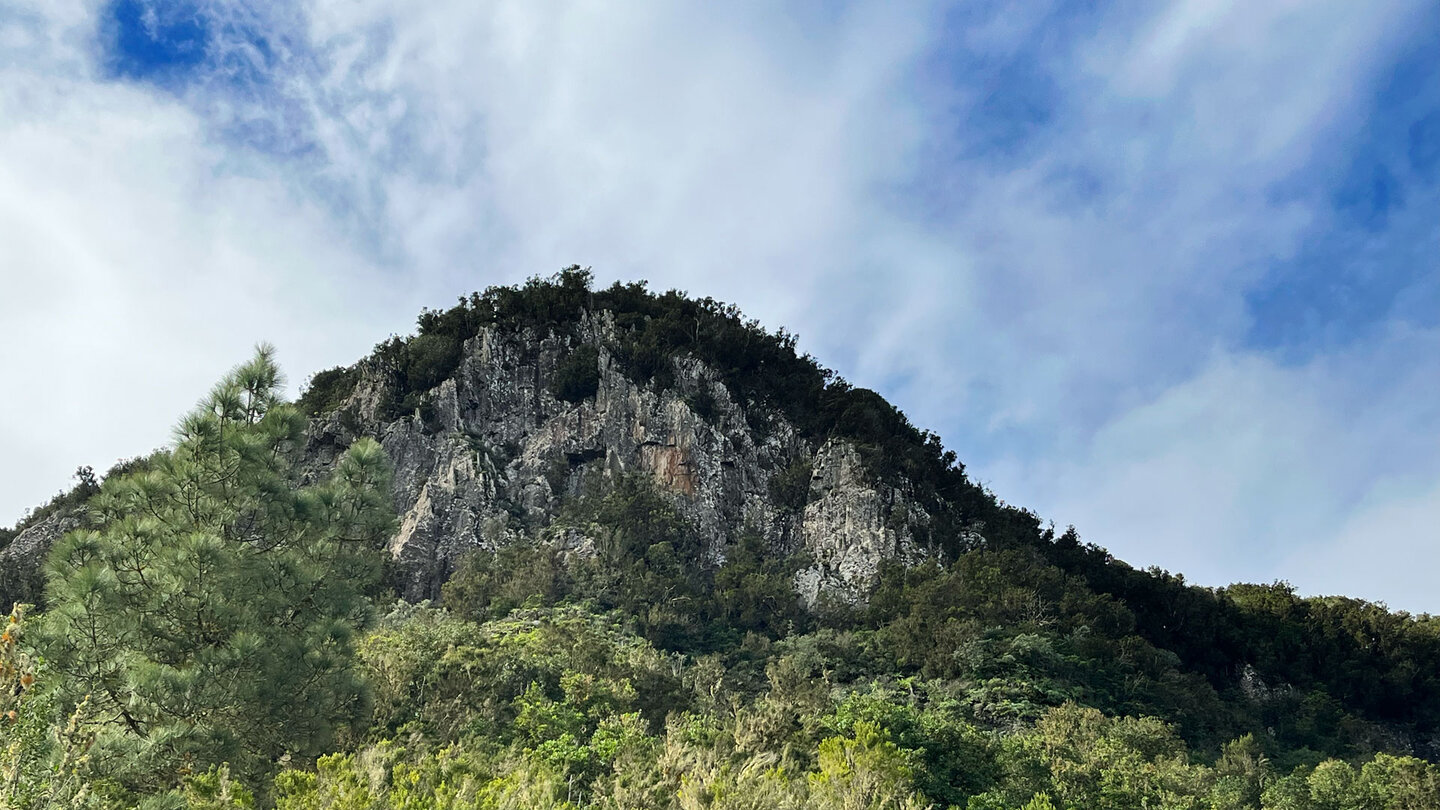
[3,0,1439,612]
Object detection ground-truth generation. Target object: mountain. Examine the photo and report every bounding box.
[5,268,1440,808]
[295,270,981,607]
[298,269,1440,759]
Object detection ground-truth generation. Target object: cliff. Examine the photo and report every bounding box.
[301,310,944,604]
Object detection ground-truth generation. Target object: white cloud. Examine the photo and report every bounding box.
[0,5,415,524]
[1287,475,1440,612]
[992,325,1440,612]
[296,0,943,332]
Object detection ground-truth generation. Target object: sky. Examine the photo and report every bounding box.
[2,0,1438,612]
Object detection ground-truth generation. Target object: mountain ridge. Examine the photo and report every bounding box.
[6,267,1440,769]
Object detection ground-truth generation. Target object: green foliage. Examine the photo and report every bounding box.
[1,605,32,717]
[551,345,601,403]
[273,741,577,810]
[296,366,360,418]
[1,605,60,808]
[1038,536,1440,751]
[11,274,1440,809]
[286,269,1440,763]
[818,684,998,806]
[356,604,685,748]
[712,531,807,640]
[2,604,113,809]
[562,476,710,650]
[180,765,256,809]
[17,578,1440,809]
[808,722,928,810]
[444,491,807,654]
[683,383,718,423]
[768,459,813,514]
[34,347,396,797]
[442,543,570,623]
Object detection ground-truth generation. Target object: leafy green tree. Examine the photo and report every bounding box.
[1306,760,1365,810]
[819,684,997,806]
[180,765,255,809]
[712,530,807,640]
[37,347,395,794]
[1209,734,1268,810]
[563,476,708,650]
[295,366,359,418]
[807,722,928,810]
[357,604,684,748]
[1261,771,1314,810]
[441,542,569,623]
[550,345,602,403]
[1358,753,1440,810]
[273,742,577,810]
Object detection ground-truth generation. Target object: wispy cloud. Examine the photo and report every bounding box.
[0,0,415,519]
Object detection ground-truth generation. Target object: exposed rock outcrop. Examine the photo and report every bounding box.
[2,312,953,610]
[0,509,84,609]
[794,440,926,607]
[304,313,932,604]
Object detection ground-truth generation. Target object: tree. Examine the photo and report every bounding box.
[37,346,395,795]
[807,722,929,810]
[564,475,708,650]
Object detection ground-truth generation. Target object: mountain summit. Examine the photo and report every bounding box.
[296,267,989,606]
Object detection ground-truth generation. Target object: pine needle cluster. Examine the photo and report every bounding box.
[34,346,395,797]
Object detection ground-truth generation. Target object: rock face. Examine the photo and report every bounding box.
[0,509,84,609]
[794,440,925,607]
[304,313,932,604]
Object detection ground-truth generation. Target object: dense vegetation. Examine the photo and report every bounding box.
[3,348,395,807]
[4,273,1440,808]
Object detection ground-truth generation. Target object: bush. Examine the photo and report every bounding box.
[296,366,360,417]
[769,458,814,513]
[442,543,570,622]
[550,345,601,403]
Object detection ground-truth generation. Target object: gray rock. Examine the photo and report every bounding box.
[303,313,930,604]
[0,509,84,610]
[4,315,953,610]
[794,440,927,608]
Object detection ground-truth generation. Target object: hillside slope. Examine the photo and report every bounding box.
[5,268,1440,808]
[296,272,975,606]
[286,269,1440,756]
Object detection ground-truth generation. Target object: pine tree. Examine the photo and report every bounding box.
[37,346,395,794]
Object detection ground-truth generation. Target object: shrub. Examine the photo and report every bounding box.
[550,345,601,403]
[296,366,360,417]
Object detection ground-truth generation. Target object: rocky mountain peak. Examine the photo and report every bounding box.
[303,305,953,604]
